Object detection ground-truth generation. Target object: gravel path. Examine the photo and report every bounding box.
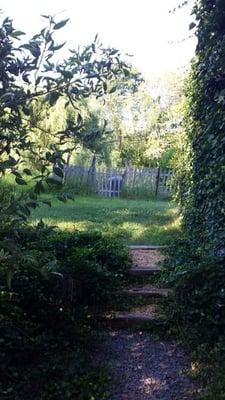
[99,331,199,400]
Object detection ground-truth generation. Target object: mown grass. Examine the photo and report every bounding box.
[30,195,180,245]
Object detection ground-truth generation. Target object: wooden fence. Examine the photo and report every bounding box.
[63,165,172,198]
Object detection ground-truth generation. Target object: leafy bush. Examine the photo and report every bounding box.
[162,244,225,345]
[163,2,225,398]
[161,238,225,399]
[0,225,130,399]
[48,230,131,304]
[0,12,133,399]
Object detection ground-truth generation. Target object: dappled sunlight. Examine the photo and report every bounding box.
[140,376,166,394]
[105,332,198,399]
[164,214,182,232]
[118,221,149,242]
[30,196,180,245]
[30,218,101,232]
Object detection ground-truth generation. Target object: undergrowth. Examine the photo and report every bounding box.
[160,237,225,399]
[0,224,130,399]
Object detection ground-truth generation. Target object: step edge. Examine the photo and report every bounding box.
[112,315,157,322]
[129,245,168,249]
[129,267,161,274]
[121,288,170,297]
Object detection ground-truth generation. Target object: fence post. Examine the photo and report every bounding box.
[155,167,161,197]
[61,164,172,198]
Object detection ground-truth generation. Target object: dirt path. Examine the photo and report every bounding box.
[99,247,200,399]
[102,331,199,400]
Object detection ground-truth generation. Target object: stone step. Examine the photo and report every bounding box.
[129,266,161,276]
[103,305,160,329]
[122,285,171,299]
[129,245,168,250]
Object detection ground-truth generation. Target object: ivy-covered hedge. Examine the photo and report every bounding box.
[182,0,225,253]
[164,1,225,398]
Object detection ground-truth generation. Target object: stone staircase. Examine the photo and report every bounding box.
[103,245,170,329]
[122,285,170,299]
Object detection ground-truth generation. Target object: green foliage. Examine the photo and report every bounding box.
[162,2,225,398]
[0,13,132,222]
[162,240,225,345]
[0,225,130,398]
[76,74,185,169]
[180,0,225,251]
[48,231,131,304]
[0,12,133,399]
[161,238,225,399]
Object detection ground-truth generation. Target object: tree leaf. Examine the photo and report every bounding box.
[53,19,69,30]
[53,166,64,178]
[10,30,25,40]
[23,168,32,176]
[15,177,27,185]
[109,86,117,94]
[51,42,66,51]
[12,171,22,178]
[34,181,45,194]
[189,22,196,30]
[46,92,61,106]
[77,113,83,125]
[46,177,62,186]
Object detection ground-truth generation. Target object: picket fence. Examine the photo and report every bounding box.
[63,165,172,198]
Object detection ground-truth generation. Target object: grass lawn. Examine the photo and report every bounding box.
[30,195,180,245]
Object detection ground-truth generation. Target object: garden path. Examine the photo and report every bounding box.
[100,247,200,400]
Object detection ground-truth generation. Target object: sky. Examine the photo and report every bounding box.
[0,0,197,78]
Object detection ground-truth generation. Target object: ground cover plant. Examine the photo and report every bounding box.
[0,224,131,399]
[30,194,180,245]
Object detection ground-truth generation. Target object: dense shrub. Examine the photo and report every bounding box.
[162,2,225,397]
[162,237,225,398]
[48,230,130,305]
[162,240,225,345]
[164,29,225,365]
[0,224,130,399]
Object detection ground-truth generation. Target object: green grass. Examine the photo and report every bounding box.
[30,195,180,245]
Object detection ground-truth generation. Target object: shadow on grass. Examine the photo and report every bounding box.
[31,196,180,245]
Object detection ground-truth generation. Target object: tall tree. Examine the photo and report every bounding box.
[0,14,132,292]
